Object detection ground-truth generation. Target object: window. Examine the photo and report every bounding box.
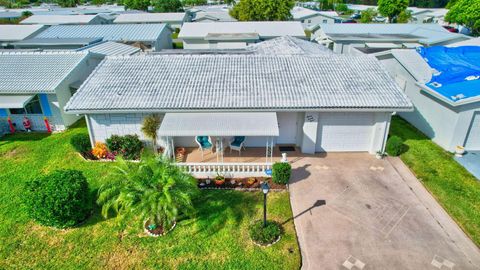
[70,87,78,97]
[301,20,305,23]
[9,95,43,115]
[308,20,311,23]
[323,20,328,23]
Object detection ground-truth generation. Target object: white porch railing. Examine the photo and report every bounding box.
[177,162,273,178]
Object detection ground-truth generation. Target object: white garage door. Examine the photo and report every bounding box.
[316,112,374,152]
[465,113,480,150]
[277,112,298,144]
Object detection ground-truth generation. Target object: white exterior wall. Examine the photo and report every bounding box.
[298,14,334,29]
[87,113,153,145]
[379,55,480,151]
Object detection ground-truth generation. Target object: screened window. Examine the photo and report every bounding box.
[9,95,43,115]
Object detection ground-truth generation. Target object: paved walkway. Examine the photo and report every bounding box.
[288,153,480,270]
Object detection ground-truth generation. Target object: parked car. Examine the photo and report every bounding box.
[443,25,459,33]
[373,16,386,23]
[350,13,361,20]
[341,19,357,24]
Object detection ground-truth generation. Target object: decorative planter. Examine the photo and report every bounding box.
[215,178,225,186]
[144,220,176,237]
[252,235,282,247]
[175,147,186,155]
[455,146,465,157]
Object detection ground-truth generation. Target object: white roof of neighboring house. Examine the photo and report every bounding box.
[0,51,88,94]
[447,38,480,47]
[77,41,140,56]
[247,36,332,55]
[35,24,169,42]
[291,6,338,20]
[0,25,46,42]
[113,13,187,24]
[390,49,433,83]
[179,22,306,39]
[20,14,101,25]
[64,53,412,113]
[408,7,448,17]
[192,11,236,22]
[317,24,467,45]
[346,4,377,11]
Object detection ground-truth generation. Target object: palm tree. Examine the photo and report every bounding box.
[141,114,161,152]
[97,156,199,234]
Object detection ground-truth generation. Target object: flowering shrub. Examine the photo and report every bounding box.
[105,134,143,160]
[92,142,108,159]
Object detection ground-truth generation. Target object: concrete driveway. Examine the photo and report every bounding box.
[288,153,480,270]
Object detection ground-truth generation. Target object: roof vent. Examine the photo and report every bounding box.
[431,82,442,88]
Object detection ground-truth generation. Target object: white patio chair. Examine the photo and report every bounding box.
[195,136,213,160]
[229,136,246,156]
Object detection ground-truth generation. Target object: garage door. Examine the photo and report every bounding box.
[316,112,374,152]
[465,112,480,150]
[277,112,298,144]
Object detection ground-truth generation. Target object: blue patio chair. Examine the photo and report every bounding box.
[195,136,213,160]
[229,136,246,155]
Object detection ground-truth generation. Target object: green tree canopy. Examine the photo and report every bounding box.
[55,0,80,8]
[396,9,412,23]
[123,0,150,11]
[360,8,377,23]
[445,0,480,36]
[377,0,409,23]
[182,0,207,6]
[230,0,294,21]
[153,0,183,12]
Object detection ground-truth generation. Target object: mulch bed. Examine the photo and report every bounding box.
[197,177,286,191]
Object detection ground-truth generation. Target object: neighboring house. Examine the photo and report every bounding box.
[291,6,337,29]
[13,37,103,50]
[33,24,172,51]
[377,46,480,152]
[64,37,412,159]
[113,13,189,30]
[0,25,47,48]
[178,22,306,49]
[20,14,111,25]
[0,11,22,20]
[191,11,236,22]
[313,24,470,54]
[408,7,448,25]
[76,41,141,56]
[0,51,101,133]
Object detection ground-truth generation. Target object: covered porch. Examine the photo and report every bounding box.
[158,112,283,178]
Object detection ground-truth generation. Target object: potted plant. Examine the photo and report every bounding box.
[455,145,465,157]
[205,177,211,185]
[215,173,225,186]
[247,177,256,187]
[176,147,186,156]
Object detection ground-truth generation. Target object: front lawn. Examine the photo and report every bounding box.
[390,116,480,247]
[0,121,300,269]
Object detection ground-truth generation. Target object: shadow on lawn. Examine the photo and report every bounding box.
[0,132,51,145]
[193,190,259,236]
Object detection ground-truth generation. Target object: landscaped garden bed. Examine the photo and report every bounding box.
[197,177,286,191]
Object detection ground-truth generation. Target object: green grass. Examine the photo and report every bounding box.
[0,121,300,269]
[390,116,480,247]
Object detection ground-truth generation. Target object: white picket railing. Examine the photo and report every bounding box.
[176,162,273,178]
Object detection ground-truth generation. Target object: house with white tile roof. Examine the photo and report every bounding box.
[113,13,189,29]
[291,6,338,29]
[64,37,411,169]
[0,25,47,48]
[0,51,102,133]
[20,14,111,25]
[178,22,306,49]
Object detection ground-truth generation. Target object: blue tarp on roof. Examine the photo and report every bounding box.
[417,46,480,102]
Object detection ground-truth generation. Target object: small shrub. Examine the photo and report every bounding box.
[24,170,92,228]
[121,134,143,160]
[92,142,108,159]
[386,136,405,156]
[70,133,91,153]
[272,162,292,184]
[249,220,282,245]
[105,135,124,153]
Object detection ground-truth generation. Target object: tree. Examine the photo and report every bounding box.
[230,0,294,21]
[153,0,183,12]
[123,0,150,11]
[378,0,409,23]
[396,9,412,23]
[55,0,80,8]
[182,0,207,6]
[360,8,377,23]
[97,157,199,233]
[141,114,161,152]
[445,0,480,36]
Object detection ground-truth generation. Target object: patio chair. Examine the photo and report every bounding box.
[195,136,213,160]
[229,136,246,155]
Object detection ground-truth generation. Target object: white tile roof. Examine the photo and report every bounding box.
[65,54,412,113]
[0,25,46,42]
[391,49,432,83]
[447,38,480,47]
[178,22,306,39]
[192,11,236,22]
[114,13,187,23]
[35,24,168,42]
[20,14,99,25]
[0,51,88,94]
[158,112,279,136]
[78,41,140,56]
[291,6,338,20]
[246,36,332,55]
